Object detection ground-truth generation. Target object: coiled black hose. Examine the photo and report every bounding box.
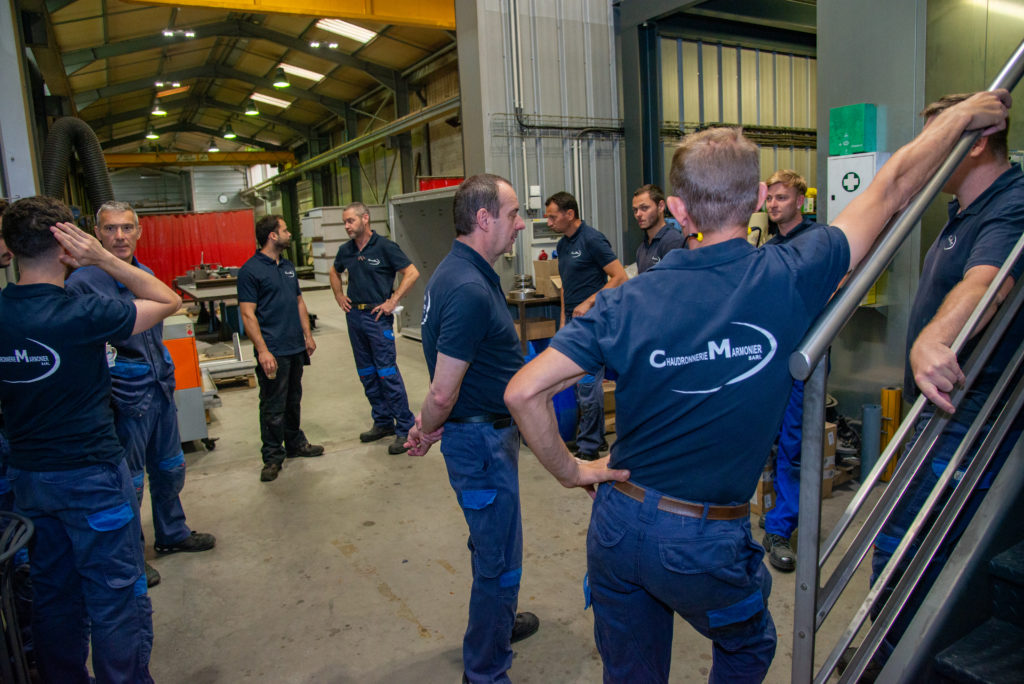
[41,117,113,206]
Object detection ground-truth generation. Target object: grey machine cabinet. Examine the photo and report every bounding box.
[389,186,521,340]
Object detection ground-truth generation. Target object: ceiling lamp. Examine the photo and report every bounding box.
[315,18,376,43]
[145,127,159,140]
[223,124,237,140]
[208,140,220,153]
[152,99,167,116]
[250,92,292,109]
[244,99,260,116]
[162,29,175,37]
[278,63,326,83]
[272,68,290,88]
[328,42,338,49]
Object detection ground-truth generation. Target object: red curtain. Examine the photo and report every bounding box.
[135,210,256,286]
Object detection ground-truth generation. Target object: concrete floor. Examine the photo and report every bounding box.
[144,288,875,683]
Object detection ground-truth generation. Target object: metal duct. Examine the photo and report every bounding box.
[42,117,114,206]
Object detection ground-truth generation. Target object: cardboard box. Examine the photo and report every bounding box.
[532,259,561,298]
[603,380,616,413]
[513,318,557,341]
[822,422,837,498]
[750,479,774,515]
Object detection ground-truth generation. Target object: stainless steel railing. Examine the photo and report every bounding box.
[789,38,1024,684]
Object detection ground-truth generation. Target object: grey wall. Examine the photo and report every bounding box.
[817,0,927,416]
[457,0,625,270]
[110,167,190,214]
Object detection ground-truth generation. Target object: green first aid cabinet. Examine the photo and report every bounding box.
[829,103,877,156]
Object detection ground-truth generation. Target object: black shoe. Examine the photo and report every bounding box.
[574,450,600,461]
[837,646,883,681]
[598,439,610,452]
[758,515,766,529]
[155,531,216,555]
[510,611,539,643]
[360,425,396,443]
[388,433,409,455]
[260,462,281,482]
[762,533,796,572]
[145,562,161,588]
[287,443,324,458]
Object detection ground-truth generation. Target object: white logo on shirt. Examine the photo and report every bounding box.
[570,249,582,258]
[651,256,661,263]
[648,322,777,394]
[284,268,296,278]
[421,291,431,325]
[366,258,382,266]
[0,338,62,384]
[943,235,957,251]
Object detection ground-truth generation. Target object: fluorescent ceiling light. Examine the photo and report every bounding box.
[309,41,320,48]
[250,92,292,109]
[162,29,175,37]
[278,62,326,83]
[315,19,376,44]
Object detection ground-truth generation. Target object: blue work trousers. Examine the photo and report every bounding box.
[347,309,414,434]
[8,460,154,684]
[257,351,310,464]
[115,389,190,546]
[587,483,776,683]
[764,380,804,538]
[441,421,523,684]
[575,367,605,453]
[871,410,1019,652]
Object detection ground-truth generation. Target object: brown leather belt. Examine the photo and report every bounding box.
[613,481,750,520]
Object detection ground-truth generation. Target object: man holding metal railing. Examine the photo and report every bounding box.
[869,91,1024,659]
[505,90,1011,683]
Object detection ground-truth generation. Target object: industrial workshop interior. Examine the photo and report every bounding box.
[1,0,1024,682]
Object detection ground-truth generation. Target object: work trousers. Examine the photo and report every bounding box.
[441,421,523,684]
[575,368,606,453]
[870,409,1020,653]
[587,482,776,683]
[347,309,414,434]
[8,460,154,684]
[115,389,190,546]
[764,380,804,539]
[256,351,310,464]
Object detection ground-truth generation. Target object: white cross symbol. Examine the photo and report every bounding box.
[842,172,861,192]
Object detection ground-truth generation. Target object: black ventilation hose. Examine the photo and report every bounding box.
[42,117,114,207]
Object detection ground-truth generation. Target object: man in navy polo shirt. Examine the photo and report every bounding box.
[760,169,827,574]
[506,91,1011,682]
[545,191,627,460]
[329,202,419,455]
[633,183,685,274]
[66,201,216,588]
[238,215,323,482]
[405,174,544,683]
[0,196,184,683]
[869,91,1024,656]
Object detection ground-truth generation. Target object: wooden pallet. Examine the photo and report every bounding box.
[211,372,256,389]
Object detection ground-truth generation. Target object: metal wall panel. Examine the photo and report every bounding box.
[192,167,249,212]
[110,167,189,214]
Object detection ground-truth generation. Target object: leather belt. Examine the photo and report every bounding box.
[613,481,750,520]
[352,303,380,311]
[448,412,514,429]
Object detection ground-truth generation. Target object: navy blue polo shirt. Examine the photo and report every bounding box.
[237,252,305,356]
[556,221,618,312]
[551,227,850,503]
[421,240,523,419]
[904,164,1024,417]
[333,231,412,304]
[765,215,826,246]
[636,223,687,273]
[66,259,176,412]
[0,283,136,470]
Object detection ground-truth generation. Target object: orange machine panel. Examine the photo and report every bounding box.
[164,337,201,390]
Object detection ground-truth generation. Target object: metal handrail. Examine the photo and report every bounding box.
[790,37,1024,684]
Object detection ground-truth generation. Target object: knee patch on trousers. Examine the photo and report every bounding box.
[158,451,185,471]
[706,590,768,648]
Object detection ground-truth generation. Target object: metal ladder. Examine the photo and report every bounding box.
[789,39,1024,684]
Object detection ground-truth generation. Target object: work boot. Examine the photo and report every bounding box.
[762,533,796,571]
[155,531,217,555]
[145,562,161,588]
[287,443,324,458]
[510,612,539,643]
[260,462,282,482]
[388,433,409,455]
[360,424,396,443]
[574,449,600,462]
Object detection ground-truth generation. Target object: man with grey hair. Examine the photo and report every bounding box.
[329,201,419,454]
[67,200,215,587]
[506,92,1011,681]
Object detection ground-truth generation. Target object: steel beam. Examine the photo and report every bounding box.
[101,123,285,151]
[104,151,296,168]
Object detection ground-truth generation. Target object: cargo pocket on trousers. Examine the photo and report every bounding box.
[706,590,767,649]
[459,489,505,579]
[87,502,140,589]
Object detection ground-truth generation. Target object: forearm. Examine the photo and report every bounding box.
[241,310,270,354]
[104,257,180,308]
[419,388,456,434]
[297,297,313,339]
[328,268,345,301]
[511,390,580,488]
[917,279,993,347]
[389,267,419,304]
